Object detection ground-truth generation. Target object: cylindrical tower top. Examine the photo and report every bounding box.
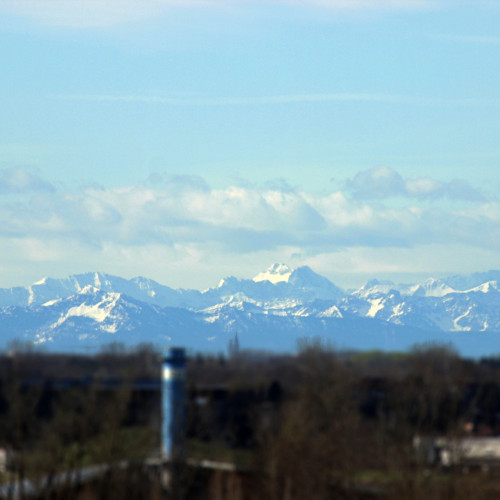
[164,347,186,365]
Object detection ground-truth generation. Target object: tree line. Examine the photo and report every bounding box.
[1,341,500,498]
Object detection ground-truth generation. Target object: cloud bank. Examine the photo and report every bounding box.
[0,168,490,249]
[0,166,496,288]
[0,167,55,195]
[344,166,484,201]
[0,166,495,270]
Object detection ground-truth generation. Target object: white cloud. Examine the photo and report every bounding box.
[301,243,500,289]
[0,168,497,288]
[345,166,406,199]
[0,0,434,28]
[345,166,484,201]
[58,93,403,106]
[0,167,55,194]
[0,0,169,28]
[0,169,493,248]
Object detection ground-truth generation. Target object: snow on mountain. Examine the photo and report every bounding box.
[410,278,457,297]
[343,278,500,333]
[0,272,204,310]
[4,286,219,350]
[444,271,500,291]
[208,264,344,309]
[253,263,293,284]
[253,263,344,300]
[354,277,456,299]
[352,279,397,299]
[463,280,499,294]
[1,266,500,355]
[316,304,343,318]
[47,286,123,335]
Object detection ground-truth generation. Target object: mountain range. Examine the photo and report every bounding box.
[1,264,500,357]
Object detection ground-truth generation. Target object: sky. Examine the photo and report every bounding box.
[0,0,500,290]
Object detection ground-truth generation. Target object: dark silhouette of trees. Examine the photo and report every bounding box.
[2,342,500,499]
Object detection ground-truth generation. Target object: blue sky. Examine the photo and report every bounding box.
[0,0,500,289]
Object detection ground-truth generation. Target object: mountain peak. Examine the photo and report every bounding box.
[253,263,293,284]
[33,277,49,286]
[411,278,456,297]
[79,284,103,296]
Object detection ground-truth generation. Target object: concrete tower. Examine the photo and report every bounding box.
[162,347,186,460]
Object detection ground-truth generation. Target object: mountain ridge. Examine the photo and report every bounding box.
[1,265,500,356]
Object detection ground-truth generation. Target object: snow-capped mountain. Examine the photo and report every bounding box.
[342,277,500,332]
[0,272,195,308]
[208,264,344,309]
[253,263,293,284]
[1,265,500,356]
